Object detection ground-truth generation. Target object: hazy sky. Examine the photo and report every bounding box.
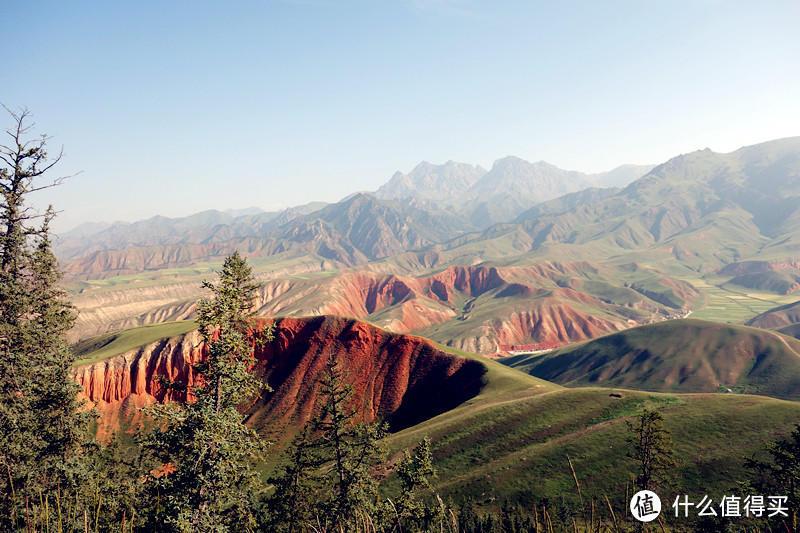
[4,1,799,232]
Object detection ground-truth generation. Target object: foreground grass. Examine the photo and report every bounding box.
[386,344,800,526]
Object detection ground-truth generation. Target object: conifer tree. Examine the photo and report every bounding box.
[626,408,675,492]
[142,251,273,532]
[0,106,90,530]
[312,355,387,528]
[265,426,322,533]
[394,436,439,531]
[268,355,386,532]
[746,423,800,532]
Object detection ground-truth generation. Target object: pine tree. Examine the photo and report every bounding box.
[265,426,322,533]
[267,355,386,531]
[312,355,387,529]
[141,251,273,532]
[0,106,90,530]
[393,436,439,531]
[626,408,675,492]
[746,423,800,532]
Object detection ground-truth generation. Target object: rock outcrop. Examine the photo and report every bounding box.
[71,316,487,441]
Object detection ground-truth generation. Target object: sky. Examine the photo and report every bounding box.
[3,0,799,232]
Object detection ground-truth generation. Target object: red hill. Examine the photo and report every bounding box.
[72,316,487,441]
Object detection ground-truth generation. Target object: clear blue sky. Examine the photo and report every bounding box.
[4,0,799,232]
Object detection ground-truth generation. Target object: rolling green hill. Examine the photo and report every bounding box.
[775,323,800,340]
[71,320,198,366]
[502,318,800,399]
[388,344,800,519]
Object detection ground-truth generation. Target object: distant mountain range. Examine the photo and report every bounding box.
[60,138,800,348]
[375,158,653,201]
[374,157,654,226]
[64,139,800,514]
[56,156,654,263]
[439,137,800,274]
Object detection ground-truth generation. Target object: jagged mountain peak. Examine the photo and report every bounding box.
[467,156,594,201]
[375,160,486,201]
[490,155,551,170]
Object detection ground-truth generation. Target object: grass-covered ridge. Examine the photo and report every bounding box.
[387,343,800,516]
[71,320,198,366]
[776,322,800,340]
[502,318,800,400]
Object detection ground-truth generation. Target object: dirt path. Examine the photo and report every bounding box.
[770,331,800,359]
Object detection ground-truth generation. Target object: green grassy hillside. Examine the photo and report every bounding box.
[501,318,800,399]
[748,298,800,329]
[387,344,800,518]
[776,322,800,340]
[71,320,197,366]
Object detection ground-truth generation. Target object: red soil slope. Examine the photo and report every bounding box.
[71,316,486,441]
[255,264,688,353]
[72,263,695,355]
[247,316,486,437]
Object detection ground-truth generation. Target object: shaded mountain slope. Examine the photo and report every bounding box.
[775,323,800,340]
[63,193,473,280]
[747,299,800,328]
[440,138,800,273]
[502,318,800,399]
[247,316,486,435]
[71,316,487,440]
[719,258,800,296]
[513,187,621,221]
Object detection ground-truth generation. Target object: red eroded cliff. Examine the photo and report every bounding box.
[248,316,486,436]
[72,331,205,441]
[493,303,624,346]
[71,316,487,441]
[423,266,505,302]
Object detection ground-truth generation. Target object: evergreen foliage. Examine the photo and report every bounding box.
[0,106,93,530]
[746,423,800,532]
[267,355,387,532]
[265,426,322,533]
[140,251,273,532]
[312,355,387,527]
[393,436,440,531]
[626,408,675,492]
